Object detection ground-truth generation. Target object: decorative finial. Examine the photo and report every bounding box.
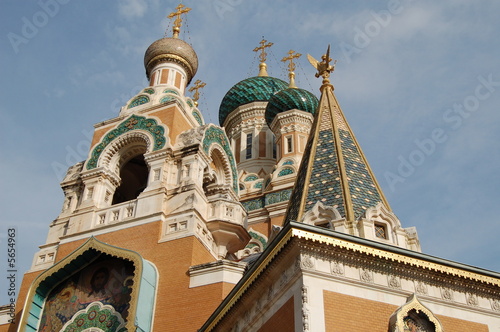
[253,38,273,76]
[281,50,302,88]
[307,45,337,87]
[188,79,206,106]
[168,4,191,38]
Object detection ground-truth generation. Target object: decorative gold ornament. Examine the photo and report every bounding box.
[253,38,273,76]
[281,50,302,88]
[188,79,206,106]
[168,3,191,38]
[307,45,337,84]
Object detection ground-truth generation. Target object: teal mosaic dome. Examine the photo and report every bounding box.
[219,76,288,125]
[265,88,319,126]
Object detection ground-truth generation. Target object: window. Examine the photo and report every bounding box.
[286,136,293,153]
[112,155,149,205]
[246,133,253,159]
[375,223,387,239]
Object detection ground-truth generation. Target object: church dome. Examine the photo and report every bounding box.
[265,87,319,126]
[219,76,288,126]
[144,37,198,84]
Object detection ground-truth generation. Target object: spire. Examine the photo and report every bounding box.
[167,3,191,38]
[253,38,273,77]
[188,79,206,106]
[281,50,301,88]
[283,46,390,231]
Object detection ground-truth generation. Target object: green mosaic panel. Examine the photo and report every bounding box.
[265,87,318,126]
[242,197,265,211]
[219,76,288,125]
[283,160,294,165]
[160,95,175,104]
[186,99,194,107]
[265,189,292,205]
[247,230,267,249]
[244,175,258,182]
[192,110,203,125]
[339,129,382,218]
[87,115,166,170]
[127,95,150,109]
[163,89,179,95]
[61,303,126,332]
[202,125,238,192]
[277,168,294,177]
[143,88,155,95]
[254,181,263,189]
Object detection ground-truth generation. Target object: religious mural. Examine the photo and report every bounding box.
[39,254,134,331]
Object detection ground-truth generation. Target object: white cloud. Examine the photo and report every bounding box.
[118,0,148,19]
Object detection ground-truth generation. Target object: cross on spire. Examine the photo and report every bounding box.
[168,4,191,38]
[281,50,302,88]
[188,79,206,106]
[253,38,273,76]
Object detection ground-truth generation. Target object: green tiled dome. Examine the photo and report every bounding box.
[219,76,288,125]
[265,88,319,126]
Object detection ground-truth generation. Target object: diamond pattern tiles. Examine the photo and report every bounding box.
[284,84,386,224]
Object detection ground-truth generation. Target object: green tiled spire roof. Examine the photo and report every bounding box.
[284,78,390,226]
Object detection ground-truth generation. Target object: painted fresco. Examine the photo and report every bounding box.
[39,254,134,331]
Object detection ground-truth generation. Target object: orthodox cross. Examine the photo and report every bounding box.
[188,79,206,106]
[281,50,302,73]
[281,50,302,88]
[168,4,191,38]
[253,39,273,64]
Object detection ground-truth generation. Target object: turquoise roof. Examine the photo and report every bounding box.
[219,76,288,125]
[265,87,319,126]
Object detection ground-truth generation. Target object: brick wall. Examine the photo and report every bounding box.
[324,291,489,331]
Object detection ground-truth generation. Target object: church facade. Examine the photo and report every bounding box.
[2,5,499,332]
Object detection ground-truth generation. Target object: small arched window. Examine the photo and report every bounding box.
[112,154,149,204]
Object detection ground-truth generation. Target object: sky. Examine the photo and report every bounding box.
[1,0,500,305]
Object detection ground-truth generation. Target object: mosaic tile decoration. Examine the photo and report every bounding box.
[265,87,318,126]
[202,125,238,193]
[143,88,155,95]
[163,89,180,95]
[192,110,203,125]
[219,76,288,125]
[244,175,259,182]
[127,95,150,109]
[87,115,166,170]
[284,88,384,223]
[160,95,175,104]
[241,189,292,212]
[60,302,126,332]
[247,230,268,249]
[282,160,294,165]
[277,168,294,177]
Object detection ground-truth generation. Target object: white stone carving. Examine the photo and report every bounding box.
[301,201,341,228]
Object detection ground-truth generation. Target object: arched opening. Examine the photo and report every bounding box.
[112,154,149,204]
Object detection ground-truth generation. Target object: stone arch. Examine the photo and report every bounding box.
[202,125,238,192]
[18,237,157,332]
[86,115,167,170]
[389,294,443,332]
[208,145,233,188]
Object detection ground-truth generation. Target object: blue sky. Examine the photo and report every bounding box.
[1,0,500,305]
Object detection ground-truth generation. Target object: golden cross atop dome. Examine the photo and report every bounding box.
[307,45,337,84]
[253,38,273,76]
[281,50,302,88]
[168,4,191,38]
[188,79,206,106]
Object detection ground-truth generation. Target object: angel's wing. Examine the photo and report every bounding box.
[307,53,320,70]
